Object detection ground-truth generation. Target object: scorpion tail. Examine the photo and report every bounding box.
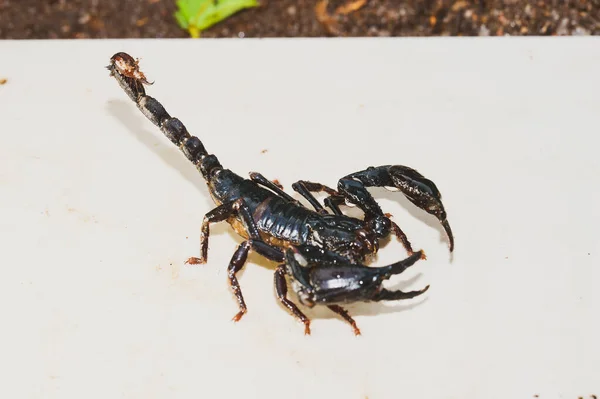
[107,52,223,182]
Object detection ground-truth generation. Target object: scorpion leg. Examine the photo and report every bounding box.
[274,264,311,335]
[338,165,454,252]
[185,198,260,265]
[291,181,339,215]
[323,195,345,216]
[292,180,357,216]
[389,220,415,256]
[229,239,284,322]
[249,172,297,203]
[184,198,285,322]
[327,304,361,336]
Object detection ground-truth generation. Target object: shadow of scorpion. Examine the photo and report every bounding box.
[107,52,454,335]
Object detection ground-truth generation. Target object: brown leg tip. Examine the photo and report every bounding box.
[232,310,246,322]
[304,322,311,335]
[185,257,206,265]
[353,327,362,336]
[420,250,427,260]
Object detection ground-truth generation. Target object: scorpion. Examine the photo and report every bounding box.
[107,52,454,335]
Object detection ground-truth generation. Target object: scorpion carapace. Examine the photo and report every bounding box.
[107,52,454,335]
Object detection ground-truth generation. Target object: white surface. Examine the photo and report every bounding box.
[1,38,599,399]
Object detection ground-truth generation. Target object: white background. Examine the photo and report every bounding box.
[0,39,598,399]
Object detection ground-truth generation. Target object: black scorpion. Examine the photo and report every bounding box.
[107,52,454,335]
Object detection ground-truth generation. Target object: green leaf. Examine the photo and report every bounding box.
[174,0,259,38]
[174,10,189,29]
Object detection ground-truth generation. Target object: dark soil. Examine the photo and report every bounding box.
[0,0,599,39]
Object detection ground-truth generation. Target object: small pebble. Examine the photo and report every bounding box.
[479,24,490,36]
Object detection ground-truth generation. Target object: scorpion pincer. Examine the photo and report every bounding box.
[107,52,454,335]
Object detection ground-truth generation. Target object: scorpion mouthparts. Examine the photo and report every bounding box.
[356,228,378,254]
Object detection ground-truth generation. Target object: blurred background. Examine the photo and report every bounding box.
[0,0,598,39]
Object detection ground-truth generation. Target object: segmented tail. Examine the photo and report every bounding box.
[106,52,222,181]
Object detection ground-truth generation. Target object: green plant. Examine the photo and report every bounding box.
[175,0,258,38]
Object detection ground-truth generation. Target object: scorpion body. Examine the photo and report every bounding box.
[107,52,454,335]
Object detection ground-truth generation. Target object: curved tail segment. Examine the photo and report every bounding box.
[106,52,223,182]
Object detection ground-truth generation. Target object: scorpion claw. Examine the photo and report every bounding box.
[339,165,454,252]
[417,284,430,295]
[442,219,454,252]
[287,247,426,310]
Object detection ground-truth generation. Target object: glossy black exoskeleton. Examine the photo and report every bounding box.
[275,246,428,335]
[107,52,453,335]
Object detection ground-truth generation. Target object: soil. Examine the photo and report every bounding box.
[0,0,598,39]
